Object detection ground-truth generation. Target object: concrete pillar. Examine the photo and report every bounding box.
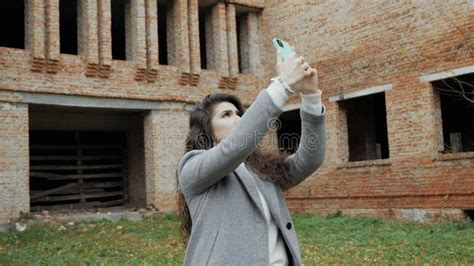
[226,3,239,89]
[0,103,29,223]
[143,107,188,212]
[126,0,147,81]
[145,0,159,82]
[167,0,191,85]
[78,0,99,77]
[188,0,201,85]
[98,0,112,78]
[207,2,229,89]
[45,0,60,73]
[26,0,46,72]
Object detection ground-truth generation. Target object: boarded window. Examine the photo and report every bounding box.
[29,131,128,211]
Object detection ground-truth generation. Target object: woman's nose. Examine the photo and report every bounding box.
[234,115,241,125]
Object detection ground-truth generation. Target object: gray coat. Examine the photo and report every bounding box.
[178,89,326,265]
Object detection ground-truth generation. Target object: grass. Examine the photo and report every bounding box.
[0,213,472,265]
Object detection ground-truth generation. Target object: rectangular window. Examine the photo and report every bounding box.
[0,0,25,49]
[236,14,244,73]
[157,0,168,65]
[198,7,209,69]
[432,73,474,153]
[60,0,78,54]
[342,92,390,162]
[277,109,302,154]
[235,6,260,74]
[112,0,126,60]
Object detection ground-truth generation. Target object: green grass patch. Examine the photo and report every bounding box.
[0,213,472,265]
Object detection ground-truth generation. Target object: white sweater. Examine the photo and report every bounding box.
[241,82,324,265]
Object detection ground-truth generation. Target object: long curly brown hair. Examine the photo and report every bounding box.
[175,93,293,245]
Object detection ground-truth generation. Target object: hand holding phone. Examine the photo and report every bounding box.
[272,38,314,90]
[272,38,294,62]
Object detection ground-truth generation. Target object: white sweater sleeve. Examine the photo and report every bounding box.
[266,83,326,116]
[300,90,325,115]
[265,80,290,108]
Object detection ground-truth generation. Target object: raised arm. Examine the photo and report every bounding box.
[178,51,314,195]
[278,65,327,191]
[178,86,284,195]
[282,103,327,191]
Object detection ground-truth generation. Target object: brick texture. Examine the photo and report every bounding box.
[260,0,474,221]
[0,0,472,222]
[0,103,29,223]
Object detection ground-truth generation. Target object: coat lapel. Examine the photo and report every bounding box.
[234,163,265,216]
[234,163,282,225]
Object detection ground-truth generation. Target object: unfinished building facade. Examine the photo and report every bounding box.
[0,0,473,223]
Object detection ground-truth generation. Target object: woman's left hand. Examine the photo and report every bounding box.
[295,67,320,95]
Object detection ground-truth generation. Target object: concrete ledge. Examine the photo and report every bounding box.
[329,84,393,102]
[18,92,162,110]
[419,65,474,82]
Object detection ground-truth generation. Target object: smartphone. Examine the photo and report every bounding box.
[272,38,294,62]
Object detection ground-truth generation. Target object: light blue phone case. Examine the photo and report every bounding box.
[272,38,294,62]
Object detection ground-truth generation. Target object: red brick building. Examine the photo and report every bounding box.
[0,0,473,224]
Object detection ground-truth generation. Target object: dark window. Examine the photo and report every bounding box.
[236,14,243,73]
[157,0,168,65]
[277,109,301,154]
[464,209,474,221]
[112,0,126,60]
[60,0,78,54]
[198,7,208,69]
[342,92,390,162]
[432,73,474,153]
[0,0,24,49]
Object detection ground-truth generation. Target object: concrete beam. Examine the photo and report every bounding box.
[17,92,175,110]
[329,84,393,102]
[419,65,474,82]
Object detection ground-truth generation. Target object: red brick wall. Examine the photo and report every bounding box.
[0,102,29,223]
[260,0,474,221]
[0,0,473,222]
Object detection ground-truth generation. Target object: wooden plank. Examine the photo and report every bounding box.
[52,188,106,195]
[92,198,127,207]
[30,183,78,200]
[30,188,106,195]
[29,182,122,195]
[30,164,124,170]
[82,181,123,188]
[31,191,124,202]
[75,132,85,204]
[121,147,129,203]
[30,172,125,180]
[31,144,123,150]
[30,201,101,211]
[30,155,122,161]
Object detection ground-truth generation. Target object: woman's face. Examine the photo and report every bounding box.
[211,101,242,144]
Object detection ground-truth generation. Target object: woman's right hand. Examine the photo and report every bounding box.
[275,50,312,90]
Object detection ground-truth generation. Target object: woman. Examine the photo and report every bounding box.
[176,50,326,265]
